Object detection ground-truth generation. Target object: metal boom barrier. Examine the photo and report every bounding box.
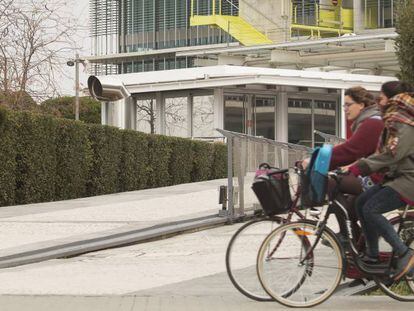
[314,130,346,145]
[216,129,312,220]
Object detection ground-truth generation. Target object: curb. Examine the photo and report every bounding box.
[0,215,228,269]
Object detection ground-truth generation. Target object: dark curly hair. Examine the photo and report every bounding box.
[381,81,414,99]
[344,86,376,108]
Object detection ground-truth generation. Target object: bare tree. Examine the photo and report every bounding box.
[136,97,188,136]
[0,0,78,106]
[136,98,157,134]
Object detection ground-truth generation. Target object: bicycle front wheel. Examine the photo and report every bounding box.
[226,217,282,301]
[257,220,343,308]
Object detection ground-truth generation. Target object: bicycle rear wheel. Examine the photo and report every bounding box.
[225,217,282,301]
[375,216,414,301]
[257,220,343,308]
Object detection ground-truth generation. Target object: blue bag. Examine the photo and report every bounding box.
[301,144,333,207]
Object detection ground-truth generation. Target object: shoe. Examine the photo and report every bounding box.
[390,249,414,281]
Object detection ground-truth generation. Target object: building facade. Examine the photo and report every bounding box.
[88,0,400,146]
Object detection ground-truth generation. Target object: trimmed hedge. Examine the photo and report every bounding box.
[169,137,194,185]
[14,112,57,204]
[87,125,123,196]
[54,119,91,200]
[0,108,227,207]
[0,109,17,206]
[191,141,215,182]
[211,142,227,180]
[147,134,172,188]
[119,130,149,192]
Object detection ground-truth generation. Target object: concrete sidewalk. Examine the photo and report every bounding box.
[1,295,411,311]
[0,179,227,266]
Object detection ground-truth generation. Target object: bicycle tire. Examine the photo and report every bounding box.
[257,220,343,308]
[225,217,282,301]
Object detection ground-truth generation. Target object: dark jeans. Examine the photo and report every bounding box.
[329,175,363,238]
[355,185,407,258]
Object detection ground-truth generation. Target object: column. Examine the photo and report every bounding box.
[340,88,347,139]
[101,102,107,125]
[353,0,364,32]
[187,93,193,137]
[156,92,166,135]
[276,89,288,142]
[213,88,224,132]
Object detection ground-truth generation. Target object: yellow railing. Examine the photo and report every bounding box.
[290,2,353,38]
[190,0,273,46]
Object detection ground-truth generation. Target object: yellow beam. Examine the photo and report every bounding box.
[291,24,352,36]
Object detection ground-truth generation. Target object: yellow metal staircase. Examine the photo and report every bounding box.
[190,0,273,46]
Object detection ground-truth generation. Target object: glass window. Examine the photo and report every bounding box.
[224,94,247,134]
[253,96,275,140]
[193,95,215,137]
[314,100,337,146]
[136,98,158,134]
[288,99,312,147]
[288,98,338,148]
[165,97,188,137]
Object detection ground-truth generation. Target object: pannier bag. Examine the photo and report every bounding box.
[252,163,292,216]
[301,144,333,207]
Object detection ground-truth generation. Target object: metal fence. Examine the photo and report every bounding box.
[216,129,312,220]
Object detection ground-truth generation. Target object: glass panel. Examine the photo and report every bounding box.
[253,96,275,140]
[314,100,337,146]
[365,0,396,29]
[224,94,247,134]
[165,97,188,137]
[193,95,215,137]
[136,98,158,134]
[288,98,312,147]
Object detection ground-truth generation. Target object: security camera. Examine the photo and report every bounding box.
[67,60,75,67]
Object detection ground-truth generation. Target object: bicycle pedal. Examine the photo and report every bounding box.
[309,209,321,217]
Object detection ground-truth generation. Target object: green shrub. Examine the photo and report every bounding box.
[0,107,228,207]
[54,119,92,200]
[169,138,194,185]
[14,112,57,204]
[120,130,149,191]
[211,142,227,179]
[0,108,17,206]
[147,134,172,188]
[191,141,215,182]
[87,125,122,196]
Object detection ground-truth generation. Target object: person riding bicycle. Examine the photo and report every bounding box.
[350,81,414,280]
[303,87,383,236]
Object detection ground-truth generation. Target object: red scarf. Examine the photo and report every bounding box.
[379,93,414,156]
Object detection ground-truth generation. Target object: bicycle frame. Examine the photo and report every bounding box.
[301,192,414,278]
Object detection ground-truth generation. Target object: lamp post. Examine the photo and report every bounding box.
[67,53,85,121]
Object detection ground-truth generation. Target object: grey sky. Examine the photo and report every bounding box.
[59,1,90,96]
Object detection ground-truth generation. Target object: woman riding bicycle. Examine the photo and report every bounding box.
[350,81,414,280]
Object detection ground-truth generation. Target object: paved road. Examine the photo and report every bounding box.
[1,224,413,310]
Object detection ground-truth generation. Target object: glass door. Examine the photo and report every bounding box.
[288,98,338,148]
[224,94,248,134]
[253,96,276,140]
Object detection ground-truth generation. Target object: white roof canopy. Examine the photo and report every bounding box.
[90,65,396,97]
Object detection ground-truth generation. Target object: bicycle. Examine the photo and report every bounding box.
[256,172,414,308]
[225,171,308,301]
[226,165,414,302]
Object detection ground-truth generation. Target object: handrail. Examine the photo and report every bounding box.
[216,128,313,152]
[216,128,311,219]
[314,130,345,144]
